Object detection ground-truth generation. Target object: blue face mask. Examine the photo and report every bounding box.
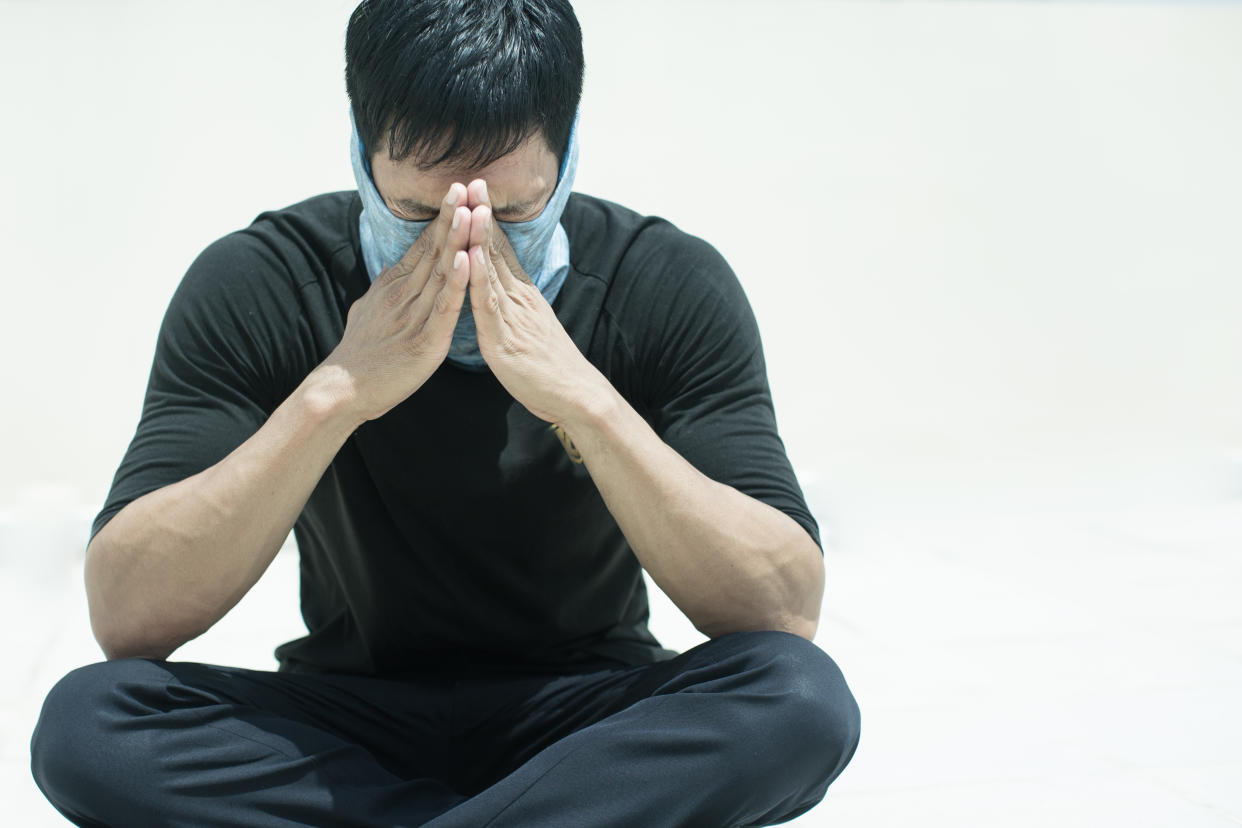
[349,108,580,371]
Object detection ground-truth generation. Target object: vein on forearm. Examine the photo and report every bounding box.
[563,391,822,639]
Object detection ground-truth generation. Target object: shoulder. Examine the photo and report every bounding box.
[565,193,761,398]
[562,192,727,279]
[248,189,358,246]
[176,190,360,307]
[562,192,741,313]
[240,190,360,283]
[160,191,360,383]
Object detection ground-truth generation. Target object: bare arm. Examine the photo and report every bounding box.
[463,183,823,641]
[561,390,824,641]
[86,368,360,660]
[87,184,475,660]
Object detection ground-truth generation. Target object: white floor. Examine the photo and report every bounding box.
[3,455,1240,826]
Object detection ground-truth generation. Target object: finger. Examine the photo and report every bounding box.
[467,203,489,253]
[412,249,471,346]
[466,189,532,287]
[488,212,532,287]
[376,182,466,291]
[468,244,507,343]
[466,203,524,294]
[413,203,472,307]
[476,238,513,314]
[467,178,490,210]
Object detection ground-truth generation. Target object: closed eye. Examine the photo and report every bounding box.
[398,209,534,222]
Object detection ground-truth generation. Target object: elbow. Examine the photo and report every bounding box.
[92,614,183,662]
[759,604,820,641]
[90,606,192,663]
[783,531,825,640]
[696,610,819,643]
[693,590,822,644]
[695,533,824,642]
[98,638,175,663]
[783,613,819,642]
[748,533,823,641]
[84,537,194,663]
[87,592,185,663]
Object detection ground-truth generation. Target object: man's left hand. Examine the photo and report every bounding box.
[464,180,612,425]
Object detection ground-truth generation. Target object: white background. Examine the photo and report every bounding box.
[1,1,1240,825]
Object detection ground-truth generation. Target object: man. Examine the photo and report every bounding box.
[31,0,860,824]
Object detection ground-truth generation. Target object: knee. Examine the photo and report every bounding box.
[729,631,862,783]
[32,662,111,788]
[30,659,169,809]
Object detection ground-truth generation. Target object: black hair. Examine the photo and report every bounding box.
[345,0,583,171]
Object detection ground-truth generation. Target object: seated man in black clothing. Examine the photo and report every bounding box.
[30,0,860,825]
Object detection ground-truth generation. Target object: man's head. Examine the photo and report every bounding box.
[345,0,584,219]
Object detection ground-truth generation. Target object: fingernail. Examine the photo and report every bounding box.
[453,251,465,270]
[451,209,461,230]
[446,187,459,207]
[479,181,488,202]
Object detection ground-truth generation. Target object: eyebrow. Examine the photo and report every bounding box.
[395,197,540,219]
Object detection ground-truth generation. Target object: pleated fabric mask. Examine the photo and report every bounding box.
[348,107,580,371]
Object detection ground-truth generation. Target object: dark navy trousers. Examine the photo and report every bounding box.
[30,631,860,827]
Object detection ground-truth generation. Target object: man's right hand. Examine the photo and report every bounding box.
[321,182,473,423]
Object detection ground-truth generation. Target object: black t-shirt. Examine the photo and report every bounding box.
[92,190,820,677]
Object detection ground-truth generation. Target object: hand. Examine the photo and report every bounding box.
[321,182,473,422]
[464,179,612,425]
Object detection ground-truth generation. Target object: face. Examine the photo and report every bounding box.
[370,131,560,223]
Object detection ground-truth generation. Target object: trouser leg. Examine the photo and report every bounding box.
[429,630,861,828]
[30,659,467,827]
[31,632,860,827]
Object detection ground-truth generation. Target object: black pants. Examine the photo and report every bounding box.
[30,630,860,827]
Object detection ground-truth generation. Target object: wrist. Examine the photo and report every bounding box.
[557,376,624,441]
[300,363,367,433]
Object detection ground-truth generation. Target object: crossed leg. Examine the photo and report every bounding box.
[32,631,860,827]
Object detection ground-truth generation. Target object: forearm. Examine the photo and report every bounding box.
[561,384,824,641]
[85,364,364,660]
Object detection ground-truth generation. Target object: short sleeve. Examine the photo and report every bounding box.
[632,231,822,550]
[90,232,299,543]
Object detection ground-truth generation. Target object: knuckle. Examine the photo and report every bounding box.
[407,331,446,361]
[433,289,455,316]
[382,282,405,308]
[407,237,430,262]
[418,230,443,259]
[429,263,448,287]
